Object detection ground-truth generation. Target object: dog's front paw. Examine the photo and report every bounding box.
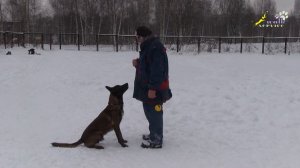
[121,143,128,147]
[119,140,128,147]
[118,139,128,147]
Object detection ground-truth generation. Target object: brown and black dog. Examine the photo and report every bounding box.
[52,83,128,149]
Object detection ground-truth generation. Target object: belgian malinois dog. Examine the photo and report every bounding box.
[51,83,129,149]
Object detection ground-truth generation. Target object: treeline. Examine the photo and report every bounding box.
[0,0,299,38]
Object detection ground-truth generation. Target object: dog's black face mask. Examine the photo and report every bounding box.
[106,83,128,98]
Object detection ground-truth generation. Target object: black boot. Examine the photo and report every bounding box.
[141,140,162,149]
[142,134,150,141]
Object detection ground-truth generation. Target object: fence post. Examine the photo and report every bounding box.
[197,37,201,54]
[262,36,265,54]
[77,34,80,51]
[34,34,37,47]
[284,37,288,54]
[176,36,180,52]
[96,34,99,51]
[11,32,14,48]
[115,34,119,52]
[59,33,62,50]
[41,33,44,50]
[50,34,52,50]
[240,38,243,54]
[22,33,25,47]
[4,32,7,49]
[17,34,20,47]
[218,37,221,53]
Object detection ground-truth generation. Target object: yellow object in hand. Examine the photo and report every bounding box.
[155,105,162,112]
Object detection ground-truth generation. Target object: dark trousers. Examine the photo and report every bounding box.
[143,102,163,144]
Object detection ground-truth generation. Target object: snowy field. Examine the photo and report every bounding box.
[0,48,300,168]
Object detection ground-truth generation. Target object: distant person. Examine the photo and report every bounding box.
[132,26,172,149]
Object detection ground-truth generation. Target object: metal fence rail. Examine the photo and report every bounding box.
[0,31,299,54]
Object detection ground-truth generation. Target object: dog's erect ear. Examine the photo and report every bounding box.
[105,86,112,91]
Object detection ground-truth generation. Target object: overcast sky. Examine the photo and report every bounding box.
[249,0,295,12]
[274,0,295,11]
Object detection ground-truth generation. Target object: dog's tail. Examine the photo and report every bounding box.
[51,139,83,148]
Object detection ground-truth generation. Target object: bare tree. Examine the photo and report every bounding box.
[0,0,294,40]
[0,1,3,31]
[253,0,276,15]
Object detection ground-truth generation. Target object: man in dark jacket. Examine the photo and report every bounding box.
[132,26,172,148]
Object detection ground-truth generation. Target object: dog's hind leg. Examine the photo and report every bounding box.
[87,144,104,149]
[85,142,104,149]
[84,136,104,149]
[94,145,105,149]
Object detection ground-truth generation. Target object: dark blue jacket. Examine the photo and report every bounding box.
[133,37,172,104]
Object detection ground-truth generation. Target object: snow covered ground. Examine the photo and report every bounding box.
[0,48,300,168]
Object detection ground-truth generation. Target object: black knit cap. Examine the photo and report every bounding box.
[136,26,152,37]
